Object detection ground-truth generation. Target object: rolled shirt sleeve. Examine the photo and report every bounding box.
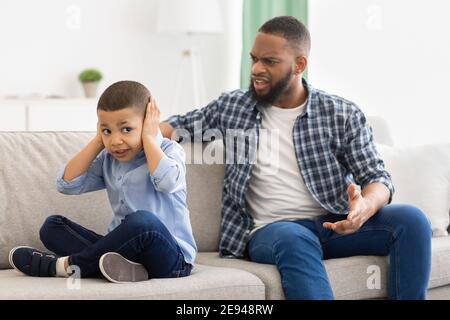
[343,107,395,203]
[150,141,186,194]
[56,150,106,195]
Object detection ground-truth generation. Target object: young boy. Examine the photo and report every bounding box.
[9,81,197,283]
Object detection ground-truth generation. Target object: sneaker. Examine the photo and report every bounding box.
[99,252,148,283]
[9,246,57,277]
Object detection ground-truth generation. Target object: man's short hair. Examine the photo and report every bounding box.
[259,16,311,56]
[97,80,151,112]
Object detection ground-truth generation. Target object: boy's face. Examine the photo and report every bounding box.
[97,106,145,162]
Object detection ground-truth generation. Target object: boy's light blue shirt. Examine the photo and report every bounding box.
[56,131,197,265]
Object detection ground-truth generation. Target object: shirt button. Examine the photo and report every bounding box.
[120,200,124,204]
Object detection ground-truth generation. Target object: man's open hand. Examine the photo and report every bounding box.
[322,183,371,235]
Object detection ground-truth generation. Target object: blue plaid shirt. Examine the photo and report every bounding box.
[166,79,394,258]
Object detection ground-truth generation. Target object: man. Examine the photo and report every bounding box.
[160,16,431,299]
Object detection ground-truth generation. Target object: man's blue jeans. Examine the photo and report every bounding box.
[247,204,432,300]
[39,210,192,279]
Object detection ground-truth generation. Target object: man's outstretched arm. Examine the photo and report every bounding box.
[361,182,390,216]
[160,122,175,139]
[160,96,222,141]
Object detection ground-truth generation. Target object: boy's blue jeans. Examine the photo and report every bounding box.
[39,210,192,279]
[247,204,432,300]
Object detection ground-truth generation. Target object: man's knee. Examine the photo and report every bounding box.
[388,204,432,237]
[404,205,432,235]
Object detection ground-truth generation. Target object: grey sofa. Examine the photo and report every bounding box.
[0,118,449,299]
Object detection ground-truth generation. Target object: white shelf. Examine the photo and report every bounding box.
[0,98,97,131]
[0,100,27,131]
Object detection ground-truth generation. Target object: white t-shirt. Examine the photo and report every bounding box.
[246,101,328,234]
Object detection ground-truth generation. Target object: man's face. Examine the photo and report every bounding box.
[249,32,298,105]
[98,107,144,162]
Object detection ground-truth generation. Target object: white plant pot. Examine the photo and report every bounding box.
[82,82,99,98]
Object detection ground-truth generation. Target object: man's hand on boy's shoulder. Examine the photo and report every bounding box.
[142,96,161,140]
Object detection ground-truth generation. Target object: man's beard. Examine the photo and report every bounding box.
[249,69,294,106]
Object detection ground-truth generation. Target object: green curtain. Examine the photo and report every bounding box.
[240,0,308,89]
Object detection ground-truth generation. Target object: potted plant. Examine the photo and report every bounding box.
[79,68,102,98]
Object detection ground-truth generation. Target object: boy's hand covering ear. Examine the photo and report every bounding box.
[143,96,161,139]
[95,121,105,148]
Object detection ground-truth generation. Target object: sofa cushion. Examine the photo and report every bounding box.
[196,253,283,299]
[0,132,111,269]
[426,285,450,300]
[197,236,450,299]
[0,264,264,299]
[429,236,450,288]
[377,143,450,236]
[185,161,223,252]
[197,252,389,299]
[0,133,226,268]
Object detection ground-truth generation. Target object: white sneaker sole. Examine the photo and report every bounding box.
[99,252,148,284]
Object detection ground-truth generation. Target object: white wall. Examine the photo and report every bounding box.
[6,0,447,146]
[309,0,450,146]
[0,0,243,120]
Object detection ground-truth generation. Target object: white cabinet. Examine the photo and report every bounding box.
[0,100,27,130]
[0,99,97,131]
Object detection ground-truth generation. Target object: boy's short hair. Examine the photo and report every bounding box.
[97,80,151,112]
[259,16,311,57]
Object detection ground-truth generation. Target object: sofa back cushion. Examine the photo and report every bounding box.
[0,132,111,268]
[377,143,450,236]
[185,162,223,252]
[0,132,224,269]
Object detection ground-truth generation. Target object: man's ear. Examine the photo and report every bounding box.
[295,56,308,75]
